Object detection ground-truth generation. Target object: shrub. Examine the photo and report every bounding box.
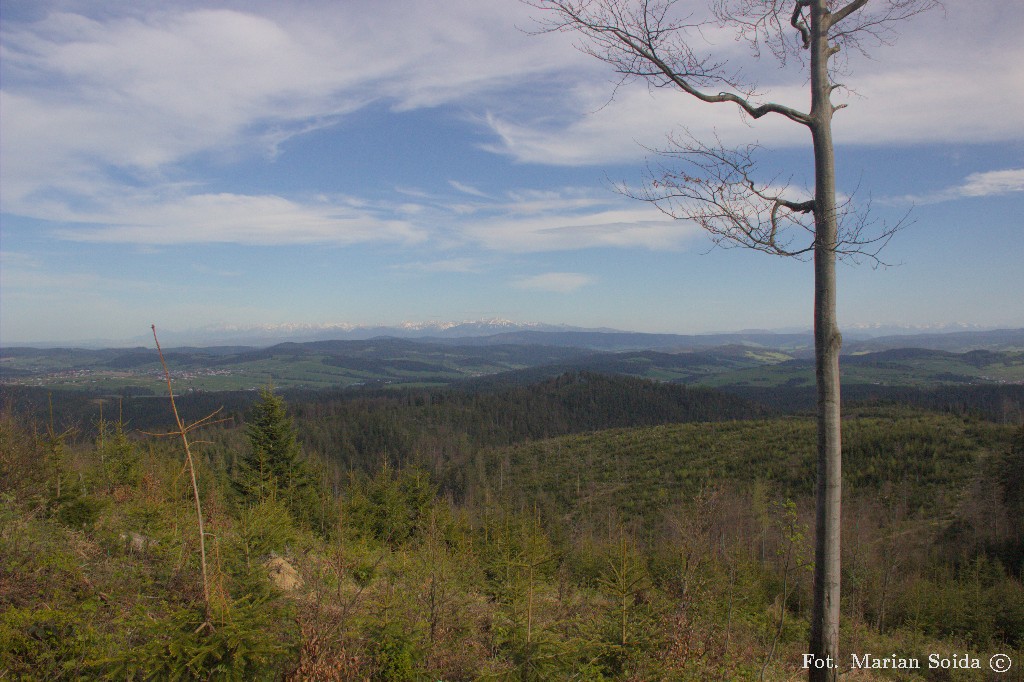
[110,600,298,681]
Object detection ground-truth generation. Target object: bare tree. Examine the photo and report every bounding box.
[528,1,936,678]
[148,325,227,628]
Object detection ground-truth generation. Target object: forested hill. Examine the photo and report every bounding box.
[2,372,1022,678]
[722,383,1024,424]
[5,329,1023,394]
[0,372,763,449]
[288,372,765,470]
[465,408,1020,528]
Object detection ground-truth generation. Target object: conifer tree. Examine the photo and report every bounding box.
[235,388,313,519]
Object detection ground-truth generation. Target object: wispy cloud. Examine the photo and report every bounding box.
[480,4,1024,164]
[419,185,699,253]
[0,250,42,268]
[391,258,483,274]
[465,210,694,252]
[449,180,491,198]
[192,264,243,278]
[368,183,696,253]
[2,1,1022,216]
[480,83,803,166]
[4,1,1021,246]
[512,272,595,294]
[53,192,427,246]
[0,2,581,212]
[892,169,1024,205]
[13,178,694,252]
[960,169,1024,197]
[383,186,698,254]
[1,265,161,296]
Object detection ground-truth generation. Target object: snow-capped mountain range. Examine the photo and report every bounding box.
[134,319,619,347]
[152,320,1004,346]
[8,319,1017,350]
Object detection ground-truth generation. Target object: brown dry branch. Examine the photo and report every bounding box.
[148,324,228,629]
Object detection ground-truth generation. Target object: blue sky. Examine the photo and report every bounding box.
[1,0,1022,345]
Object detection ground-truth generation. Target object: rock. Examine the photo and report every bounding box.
[265,554,304,592]
[120,531,155,553]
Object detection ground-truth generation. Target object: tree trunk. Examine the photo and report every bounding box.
[808,1,843,680]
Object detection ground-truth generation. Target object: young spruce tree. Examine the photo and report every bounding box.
[235,388,314,521]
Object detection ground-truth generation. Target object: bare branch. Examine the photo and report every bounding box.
[530,0,812,125]
[619,133,903,263]
[826,0,942,57]
[827,0,870,28]
[714,0,813,64]
[152,324,215,628]
[832,192,912,266]
[790,1,811,48]
[140,409,229,438]
[622,133,817,257]
[714,0,941,71]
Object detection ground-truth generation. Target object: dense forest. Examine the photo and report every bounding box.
[1,373,1022,679]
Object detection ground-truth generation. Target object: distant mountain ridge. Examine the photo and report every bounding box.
[3,327,1022,394]
[4,327,1023,357]
[8,319,1018,349]
[423,329,813,352]
[843,328,1024,353]
[118,319,618,348]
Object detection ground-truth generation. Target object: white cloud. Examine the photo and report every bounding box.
[192,264,243,278]
[479,2,1024,164]
[327,185,701,254]
[1,10,367,205]
[0,1,583,213]
[465,209,694,253]
[3,0,1018,256]
[429,186,701,253]
[0,250,42,268]
[0,254,162,304]
[892,168,1024,205]
[480,81,805,166]
[2,1,1022,211]
[52,192,427,246]
[391,258,483,274]
[960,169,1024,198]
[9,176,696,252]
[449,180,491,198]
[512,272,595,294]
